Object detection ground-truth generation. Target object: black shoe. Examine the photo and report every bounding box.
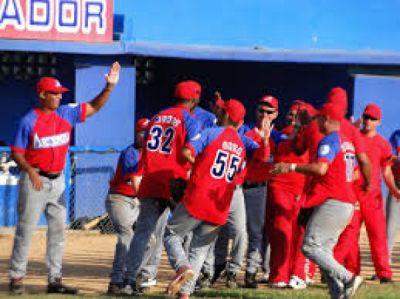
[244,271,258,289]
[47,278,78,295]
[380,277,394,284]
[195,273,212,291]
[368,275,378,281]
[226,272,238,289]
[107,282,125,295]
[211,263,226,284]
[9,278,24,295]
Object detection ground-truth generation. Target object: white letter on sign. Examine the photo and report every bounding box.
[0,0,25,30]
[27,0,54,32]
[82,0,106,35]
[56,0,80,33]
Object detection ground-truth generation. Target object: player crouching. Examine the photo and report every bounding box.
[164,99,271,298]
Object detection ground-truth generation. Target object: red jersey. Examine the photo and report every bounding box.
[359,133,392,192]
[183,127,246,225]
[295,120,324,163]
[109,145,143,197]
[138,104,200,200]
[11,104,87,172]
[269,126,308,195]
[304,131,356,208]
[243,128,272,183]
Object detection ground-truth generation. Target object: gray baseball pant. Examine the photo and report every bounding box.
[302,199,354,298]
[9,172,66,283]
[386,180,400,262]
[124,197,169,284]
[106,193,167,284]
[164,203,220,295]
[243,185,267,274]
[208,186,247,274]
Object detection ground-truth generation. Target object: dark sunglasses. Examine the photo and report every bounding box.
[258,108,276,115]
[362,114,379,121]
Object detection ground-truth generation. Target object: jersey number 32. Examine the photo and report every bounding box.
[147,125,175,154]
[211,149,242,183]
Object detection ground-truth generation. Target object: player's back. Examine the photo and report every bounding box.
[139,105,199,200]
[183,127,246,225]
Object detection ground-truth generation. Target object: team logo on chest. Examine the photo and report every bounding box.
[33,132,70,149]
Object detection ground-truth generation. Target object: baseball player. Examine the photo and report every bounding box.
[122,80,202,293]
[266,101,308,288]
[386,129,400,262]
[272,103,363,299]
[8,62,121,295]
[106,118,149,294]
[336,104,400,283]
[164,99,271,299]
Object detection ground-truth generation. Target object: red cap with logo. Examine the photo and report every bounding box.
[319,103,344,122]
[36,77,70,94]
[222,99,246,123]
[326,87,347,115]
[136,118,150,132]
[363,103,382,120]
[174,80,202,100]
[259,95,278,109]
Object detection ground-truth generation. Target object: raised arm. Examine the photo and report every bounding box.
[85,62,121,118]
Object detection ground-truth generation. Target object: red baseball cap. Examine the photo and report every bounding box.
[319,103,344,122]
[326,87,347,115]
[222,99,246,123]
[215,98,225,109]
[36,77,70,94]
[259,95,278,109]
[136,118,150,131]
[363,103,382,119]
[174,80,202,100]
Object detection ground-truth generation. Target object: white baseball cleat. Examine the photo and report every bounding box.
[140,278,157,288]
[344,276,363,298]
[288,276,307,290]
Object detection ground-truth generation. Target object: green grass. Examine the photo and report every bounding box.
[2,283,400,299]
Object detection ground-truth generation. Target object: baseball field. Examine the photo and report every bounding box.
[0,227,399,298]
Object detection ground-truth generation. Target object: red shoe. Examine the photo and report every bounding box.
[167,266,195,296]
[179,292,190,299]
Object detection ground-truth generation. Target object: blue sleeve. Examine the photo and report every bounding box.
[189,127,223,155]
[120,146,140,175]
[240,135,260,160]
[183,110,202,140]
[57,103,83,126]
[193,107,217,129]
[389,130,400,155]
[316,133,340,162]
[270,129,288,144]
[12,118,33,150]
[238,123,251,135]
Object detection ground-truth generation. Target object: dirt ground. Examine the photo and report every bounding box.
[0,227,400,296]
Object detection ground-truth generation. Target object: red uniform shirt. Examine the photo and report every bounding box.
[109,145,143,197]
[183,127,246,225]
[269,126,308,195]
[138,104,200,200]
[359,133,392,192]
[11,103,87,172]
[304,131,356,208]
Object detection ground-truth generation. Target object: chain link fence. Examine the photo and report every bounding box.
[0,146,124,234]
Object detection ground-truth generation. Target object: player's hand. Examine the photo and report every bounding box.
[255,117,274,140]
[105,62,121,86]
[271,162,290,176]
[360,181,372,193]
[28,169,43,191]
[350,116,362,129]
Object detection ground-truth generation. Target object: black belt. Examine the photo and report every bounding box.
[38,170,61,180]
[243,182,266,189]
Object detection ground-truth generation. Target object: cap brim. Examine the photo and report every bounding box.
[46,87,70,93]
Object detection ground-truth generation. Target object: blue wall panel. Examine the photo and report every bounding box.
[353,75,400,139]
[74,60,136,218]
[115,0,400,52]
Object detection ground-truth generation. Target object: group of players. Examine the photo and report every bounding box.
[7,61,400,299]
